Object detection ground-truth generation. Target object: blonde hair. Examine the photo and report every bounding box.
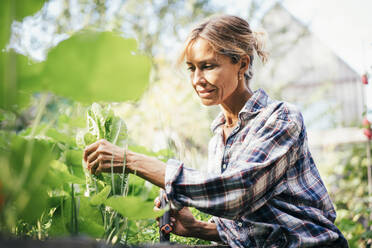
[178,15,268,81]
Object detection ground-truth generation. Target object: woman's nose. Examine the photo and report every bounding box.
[192,69,205,86]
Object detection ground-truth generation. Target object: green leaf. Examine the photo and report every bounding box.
[19,186,48,223]
[62,196,103,234]
[48,195,66,209]
[0,135,55,225]
[49,160,85,185]
[105,196,165,220]
[108,116,128,146]
[49,216,68,237]
[18,32,151,103]
[65,149,85,178]
[78,217,104,238]
[83,133,97,146]
[20,124,72,145]
[90,185,111,206]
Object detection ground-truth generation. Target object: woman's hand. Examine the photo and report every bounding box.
[154,196,198,237]
[154,196,221,241]
[83,139,166,188]
[83,139,126,175]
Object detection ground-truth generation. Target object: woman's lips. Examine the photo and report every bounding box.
[198,88,215,98]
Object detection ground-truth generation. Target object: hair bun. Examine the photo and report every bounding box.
[253,30,269,64]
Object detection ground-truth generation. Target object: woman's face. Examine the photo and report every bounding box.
[185,38,242,106]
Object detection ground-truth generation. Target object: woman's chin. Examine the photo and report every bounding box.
[200,98,217,106]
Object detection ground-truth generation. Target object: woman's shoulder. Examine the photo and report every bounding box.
[264,98,304,129]
[249,89,303,125]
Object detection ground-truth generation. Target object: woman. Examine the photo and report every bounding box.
[84,15,348,247]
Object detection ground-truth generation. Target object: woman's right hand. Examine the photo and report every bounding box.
[83,139,126,175]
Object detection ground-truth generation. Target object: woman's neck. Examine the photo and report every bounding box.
[220,87,253,127]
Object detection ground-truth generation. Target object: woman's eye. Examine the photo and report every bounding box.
[203,64,214,70]
[187,66,195,71]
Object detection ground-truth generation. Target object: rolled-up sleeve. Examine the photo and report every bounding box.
[164,117,302,220]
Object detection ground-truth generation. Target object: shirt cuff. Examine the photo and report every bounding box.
[164,159,184,210]
[212,216,229,244]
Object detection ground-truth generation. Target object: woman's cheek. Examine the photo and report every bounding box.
[205,71,219,86]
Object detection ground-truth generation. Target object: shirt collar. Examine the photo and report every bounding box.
[210,88,269,133]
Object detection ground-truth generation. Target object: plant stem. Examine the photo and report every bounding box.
[18,93,48,191]
[71,183,78,236]
[121,144,128,196]
[124,219,130,246]
[110,155,115,195]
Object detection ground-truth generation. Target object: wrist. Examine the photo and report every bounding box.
[191,220,220,241]
[124,150,166,188]
[124,150,135,173]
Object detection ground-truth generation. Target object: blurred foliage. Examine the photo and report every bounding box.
[321,143,372,248]
[0,0,46,110]
[1,31,151,110]
[19,32,151,103]
[0,134,56,229]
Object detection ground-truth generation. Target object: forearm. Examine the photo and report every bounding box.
[190,220,221,242]
[126,150,166,188]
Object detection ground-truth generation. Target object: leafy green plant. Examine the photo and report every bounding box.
[327,143,372,248]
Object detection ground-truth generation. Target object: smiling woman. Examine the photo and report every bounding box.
[84,15,349,248]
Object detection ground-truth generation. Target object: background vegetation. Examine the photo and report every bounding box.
[0,0,371,247]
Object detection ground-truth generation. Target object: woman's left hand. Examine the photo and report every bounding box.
[154,196,198,237]
[83,139,126,175]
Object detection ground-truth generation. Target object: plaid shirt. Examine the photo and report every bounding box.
[165,89,348,248]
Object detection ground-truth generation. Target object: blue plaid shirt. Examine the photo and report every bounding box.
[165,89,348,247]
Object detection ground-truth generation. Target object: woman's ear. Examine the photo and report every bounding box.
[240,55,250,73]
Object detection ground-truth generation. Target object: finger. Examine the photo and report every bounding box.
[90,160,99,175]
[84,140,103,162]
[99,162,126,173]
[153,206,161,211]
[88,153,122,171]
[87,154,108,169]
[154,197,160,207]
[94,162,103,176]
[94,160,119,175]
[87,147,107,164]
[88,150,124,167]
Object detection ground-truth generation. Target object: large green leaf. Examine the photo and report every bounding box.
[50,196,104,238]
[65,149,85,178]
[49,216,68,237]
[77,197,103,224]
[0,134,54,225]
[90,185,111,206]
[62,196,103,228]
[78,217,104,238]
[49,160,85,185]
[105,196,165,220]
[18,32,151,103]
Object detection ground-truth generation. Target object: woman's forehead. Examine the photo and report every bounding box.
[185,38,218,63]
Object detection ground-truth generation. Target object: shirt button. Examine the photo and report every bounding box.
[238,222,243,227]
[222,164,227,170]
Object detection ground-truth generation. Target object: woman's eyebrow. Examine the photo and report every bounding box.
[186,58,217,65]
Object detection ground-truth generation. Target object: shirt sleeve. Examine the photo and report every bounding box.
[164,115,302,220]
